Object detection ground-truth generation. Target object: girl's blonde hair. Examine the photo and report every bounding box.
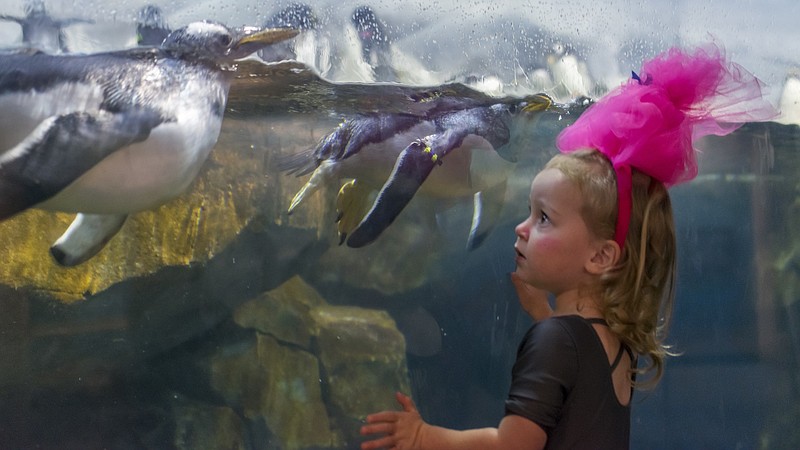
[546,149,677,388]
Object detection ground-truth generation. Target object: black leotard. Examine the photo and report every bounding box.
[505,315,634,449]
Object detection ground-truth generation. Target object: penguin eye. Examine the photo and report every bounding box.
[218,34,232,47]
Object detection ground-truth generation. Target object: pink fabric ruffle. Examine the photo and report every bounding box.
[555,44,777,248]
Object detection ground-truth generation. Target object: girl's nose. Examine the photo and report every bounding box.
[514,219,529,239]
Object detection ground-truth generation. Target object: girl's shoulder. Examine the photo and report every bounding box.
[522,316,583,350]
[531,314,591,333]
[526,315,596,347]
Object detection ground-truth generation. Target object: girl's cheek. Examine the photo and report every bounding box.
[533,234,561,252]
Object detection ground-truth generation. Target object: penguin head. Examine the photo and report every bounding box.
[24,0,47,18]
[265,3,318,30]
[137,5,168,29]
[352,5,388,44]
[136,5,171,46]
[161,21,299,63]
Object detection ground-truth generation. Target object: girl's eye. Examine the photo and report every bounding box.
[537,211,550,224]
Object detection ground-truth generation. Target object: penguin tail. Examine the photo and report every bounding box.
[275,148,317,176]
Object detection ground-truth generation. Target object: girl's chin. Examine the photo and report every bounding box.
[513,268,531,282]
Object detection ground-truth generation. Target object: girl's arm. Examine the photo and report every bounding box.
[360,392,546,450]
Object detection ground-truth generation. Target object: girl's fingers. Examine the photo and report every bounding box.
[360,421,394,435]
[395,392,417,413]
[366,411,399,423]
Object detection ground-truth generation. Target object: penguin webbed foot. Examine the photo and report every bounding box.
[286,160,337,214]
[50,213,128,266]
[335,179,370,246]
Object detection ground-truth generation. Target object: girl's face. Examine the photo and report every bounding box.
[514,168,600,295]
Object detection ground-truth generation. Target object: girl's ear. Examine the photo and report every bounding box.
[586,239,621,275]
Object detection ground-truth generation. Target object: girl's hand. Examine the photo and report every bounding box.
[511,273,552,321]
[360,392,425,450]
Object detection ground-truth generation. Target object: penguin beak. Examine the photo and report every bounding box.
[227,27,300,59]
[520,94,556,113]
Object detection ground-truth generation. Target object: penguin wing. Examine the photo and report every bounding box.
[0,109,164,220]
[57,18,95,27]
[345,128,471,248]
[340,114,421,159]
[280,113,421,177]
[0,15,24,24]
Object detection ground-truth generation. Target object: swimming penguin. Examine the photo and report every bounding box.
[546,42,594,98]
[258,2,332,75]
[281,93,560,249]
[0,21,298,266]
[341,5,439,85]
[350,5,396,82]
[0,0,93,53]
[136,4,171,47]
[777,69,800,126]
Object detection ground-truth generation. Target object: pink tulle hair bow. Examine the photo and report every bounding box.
[556,44,778,249]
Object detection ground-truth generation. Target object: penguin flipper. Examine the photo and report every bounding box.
[345,132,464,248]
[57,18,96,27]
[0,15,23,24]
[0,110,164,220]
[50,213,128,266]
[346,129,472,248]
[466,178,507,250]
[335,179,371,245]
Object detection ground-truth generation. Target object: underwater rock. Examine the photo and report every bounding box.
[774,194,800,309]
[211,331,341,449]
[220,275,410,448]
[233,274,326,348]
[311,303,411,414]
[173,400,246,450]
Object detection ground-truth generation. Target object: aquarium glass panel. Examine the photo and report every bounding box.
[0,0,798,448]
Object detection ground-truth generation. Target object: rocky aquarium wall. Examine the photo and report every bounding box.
[0,0,799,448]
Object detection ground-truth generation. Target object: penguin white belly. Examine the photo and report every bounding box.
[38,111,223,214]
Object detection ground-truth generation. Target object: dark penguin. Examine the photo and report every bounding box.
[282,94,561,249]
[351,5,398,82]
[0,21,298,266]
[258,3,319,62]
[0,0,93,53]
[136,4,171,47]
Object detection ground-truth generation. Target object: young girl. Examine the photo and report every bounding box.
[359,45,776,450]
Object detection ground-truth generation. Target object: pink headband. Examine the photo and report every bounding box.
[556,44,777,249]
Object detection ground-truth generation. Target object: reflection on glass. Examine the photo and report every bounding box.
[0,1,798,449]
